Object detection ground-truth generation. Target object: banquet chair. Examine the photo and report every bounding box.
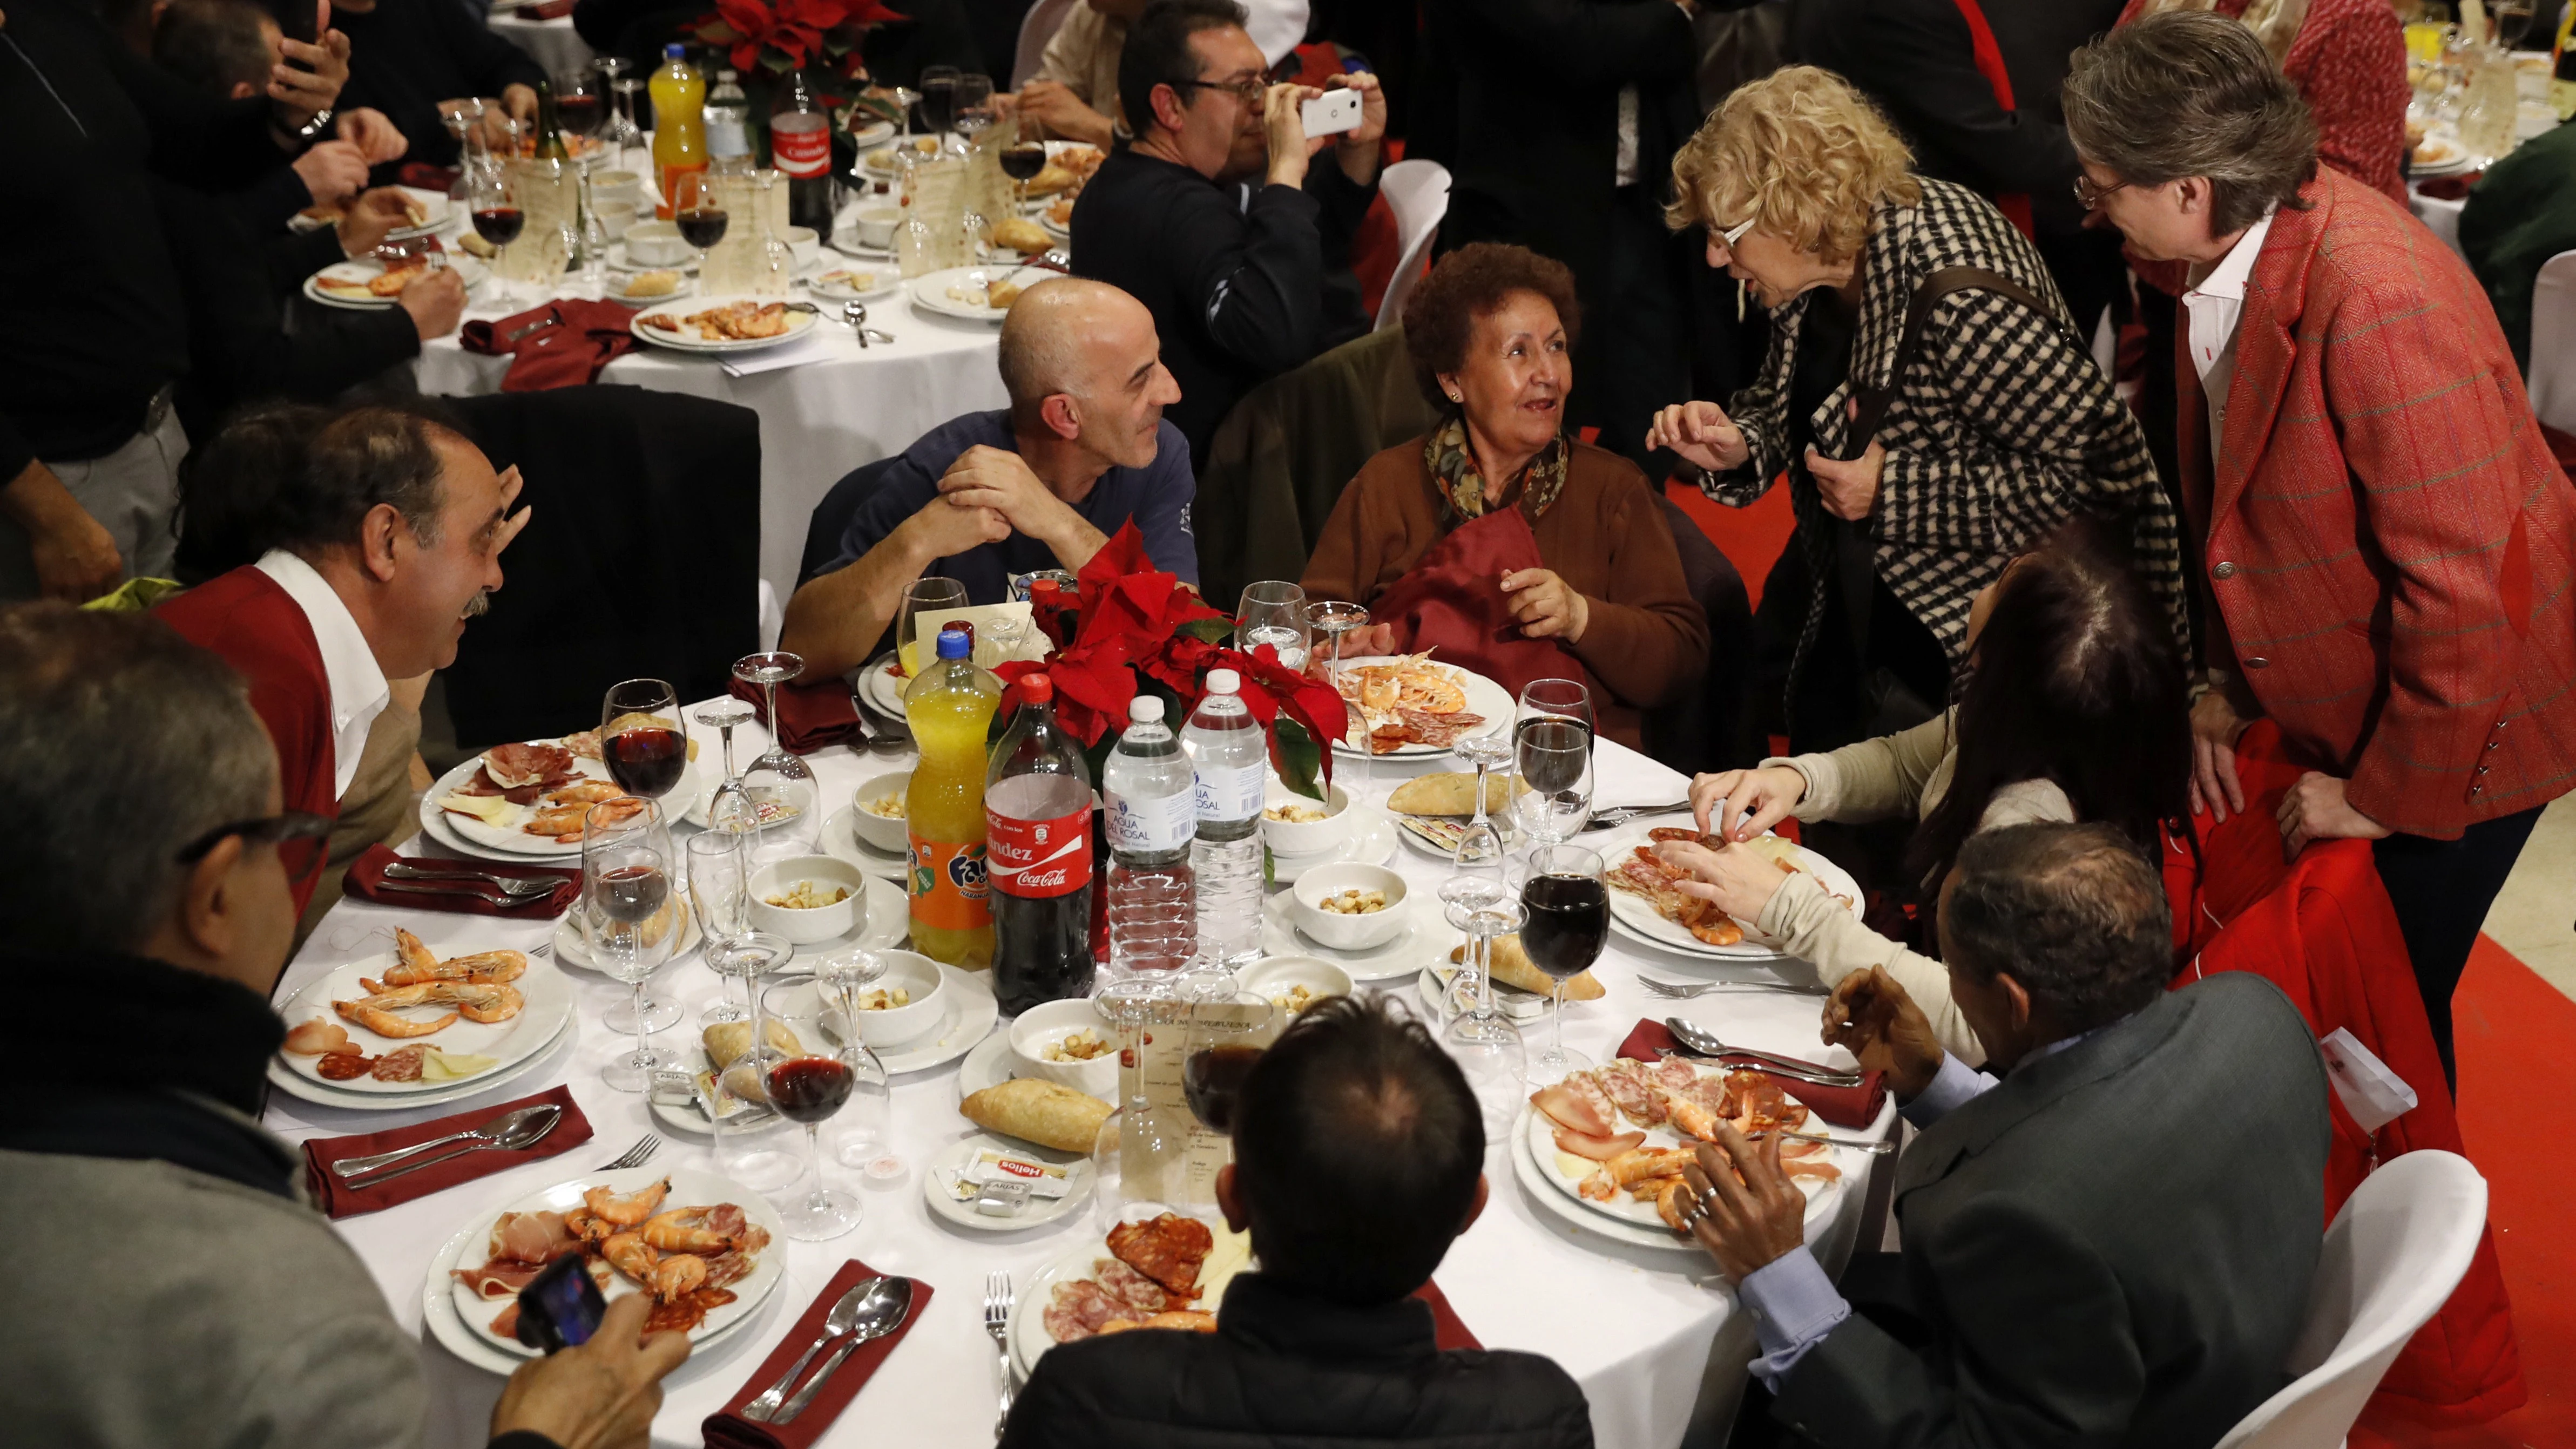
[2213,1151,2489,1449]
[1373,159,1451,332]
[2523,248,2576,434]
[1640,493,1756,775]
[1010,0,1079,89]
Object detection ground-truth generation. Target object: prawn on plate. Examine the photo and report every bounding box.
[379,929,527,987]
[585,1176,670,1226]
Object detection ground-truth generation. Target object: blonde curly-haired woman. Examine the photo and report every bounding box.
[1646,66,2183,768]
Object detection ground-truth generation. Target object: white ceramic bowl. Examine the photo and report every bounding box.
[1290,863,1410,952]
[1006,997,1117,1100]
[624,219,690,266]
[849,771,912,855]
[1260,778,1349,857]
[1237,954,1353,1017]
[848,950,946,1048]
[747,855,867,944]
[592,168,643,204]
[592,198,637,242]
[851,205,901,249]
[782,225,821,267]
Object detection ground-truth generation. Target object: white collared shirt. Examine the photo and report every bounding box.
[255,549,391,802]
[2180,208,2276,451]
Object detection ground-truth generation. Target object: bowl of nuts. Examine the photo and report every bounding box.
[1236,954,1353,1017]
[747,856,867,944]
[1261,778,1349,857]
[849,771,912,855]
[1006,996,1117,1100]
[1289,862,1409,952]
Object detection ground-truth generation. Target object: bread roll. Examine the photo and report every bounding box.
[1447,934,1605,1000]
[989,217,1050,255]
[961,1076,1113,1153]
[1388,771,1527,817]
[704,1018,803,1072]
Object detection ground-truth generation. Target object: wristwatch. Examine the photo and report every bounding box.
[289,106,336,146]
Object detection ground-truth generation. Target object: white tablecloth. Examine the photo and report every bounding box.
[263,729,1895,1449]
[415,295,1008,601]
[2411,182,2467,259]
[488,12,594,78]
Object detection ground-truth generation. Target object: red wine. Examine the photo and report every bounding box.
[473,207,526,246]
[1183,1044,1263,1134]
[556,94,604,138]
[766,1056,854,1123]
[675,207,729,249]
[604,726,686,797]
[919,77,956,133]
[1000,143,1048,182]
[596,864,668,924]
[1520,872,1609,980]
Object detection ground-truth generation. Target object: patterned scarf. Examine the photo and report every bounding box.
[1423,416,1570,532]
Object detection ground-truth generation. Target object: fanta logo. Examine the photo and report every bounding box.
[950,852,989,897]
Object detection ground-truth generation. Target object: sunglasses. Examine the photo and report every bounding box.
[177,810,333,880]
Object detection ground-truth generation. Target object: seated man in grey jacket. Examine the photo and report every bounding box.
[1679,821,2331,1449]
[0,602,688,1449]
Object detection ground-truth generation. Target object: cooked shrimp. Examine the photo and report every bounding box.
[1395,669,1466,713]
[1607,1147,1696,1189]
[1656,1178,1702,1233]
[442,949,526,985]
[601,1231,708,1302]
[445,981,523,1024]
[1578,1166,1618,1202]
[391,927,442,983]
[585,1176,670,1226]
[1358,669,1399,712]
[640,1208,738,1255]
[333,999,459,1037]
[1664,1093,1722,1143]
[545,780,624,807]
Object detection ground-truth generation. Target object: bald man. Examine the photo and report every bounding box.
[781,278,1193,676]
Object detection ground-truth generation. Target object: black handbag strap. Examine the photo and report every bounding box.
[1834,265,2076,460]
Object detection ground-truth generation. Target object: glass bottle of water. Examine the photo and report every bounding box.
[1103,696,1197,974]
[1183,669,1265,974]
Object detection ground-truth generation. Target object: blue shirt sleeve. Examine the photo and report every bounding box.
[819,411,1010,577]
[1901,1052,1998,1129]
[1120,421,1200,585]
[1736,1247,1852,1391]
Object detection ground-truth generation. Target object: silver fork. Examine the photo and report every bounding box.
[528,940,553,960]
[383,862,559,897]
[599,1134,660,1170]
[1581,801,1693,832]
[1639,977,1824,1000]
[984,1271,1014,1439]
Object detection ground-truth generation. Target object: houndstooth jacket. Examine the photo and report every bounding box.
[1696,177,2187,672]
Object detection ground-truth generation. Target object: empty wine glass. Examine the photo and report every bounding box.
[814,947,894,1169]
[1520,844,1607,1082]
[759,978,865,1239]
[1439,870,1527,1136]
[1450,732,1517,875]
[896,577,967,675]
[692,698,759,834]
[686,830,755,1025]
[584,797,680,1091]
[1235,581,1308,669]
[1092,975,1190,1230]
[1307,598,1371,791]
[731,652,821,860]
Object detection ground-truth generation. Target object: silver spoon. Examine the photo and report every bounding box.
[765,1276,916,1424]
[1664,1018,1863,1087]
[333,1102,563,1180]
[741,1278,886,1421]
[841,300,894,347]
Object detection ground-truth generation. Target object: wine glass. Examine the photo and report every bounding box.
[1307,598,1371,789]
[1000,127,1049,211]
[885,84,922,146]
[1091,975,1189,1229]
[731,652,821,859]
[814,946,894,1169]
[1439,870,1527,1136]
[1235,581,1308,670]
[2490,0,2534,46]
[602,75,646,170]
[469,164,528,306]
[918,65,960,140]
[584,797,680,1091]
[672,170,728,273]
[1520,844,1607,1081]
[692,698,759,835]
[685,829,755,1025]
[896,577,967,676]
[441,98,489,198]
[554,70,604,150]
[759,978,865,1240]
[1184,994,1281,1134]
[1449,732,1517,876]
[952,73,996,144]
[600,679,687,803]
[1515,679,1596,849]
[1514,715,1595,851]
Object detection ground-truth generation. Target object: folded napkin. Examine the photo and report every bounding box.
[1412,1280,1482,1351]
[1612,1019,1886,1129]
[731,675,867,755]
[301,1085,592,1218]
[343,843,582,918]
[2413,171,2483,201]
[461,300,641,391]
[1363,506,1605,705]
[704,1260,934,1449]
[721,331,838,378]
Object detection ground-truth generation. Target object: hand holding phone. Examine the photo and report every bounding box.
[1299,88,1362,139]
[515,1252,609,1353]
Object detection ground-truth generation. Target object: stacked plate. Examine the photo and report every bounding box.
[1593,822,1863,963]
[627,295,821,354]
[267,949,576,1109]
[417,741,707,864]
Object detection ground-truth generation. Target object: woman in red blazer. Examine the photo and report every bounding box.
[2063,12,2576,1088]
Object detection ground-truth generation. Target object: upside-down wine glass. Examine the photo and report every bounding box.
[692,697,759,835]
[1091,972,1188,1230]
[1307,598,1371,794]
[685,829,754,1025]
[1439,863,1527,1135]
[1520,843,1608,1081]
[759,978,864,1239]
[731,651,821,861]
[584,796,681,1091]
[814,946,894,1169]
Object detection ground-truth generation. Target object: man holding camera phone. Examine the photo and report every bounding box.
[1069,0,1385,470]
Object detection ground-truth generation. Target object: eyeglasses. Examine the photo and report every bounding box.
[1171,73,1268,107]
[177,810,333,880]
[1716,215,1758,246]
[2072,173,2132,210]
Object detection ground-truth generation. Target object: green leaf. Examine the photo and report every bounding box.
[1178,617,1231,645]
[1269,716,1324,800]
[699,21,744,42]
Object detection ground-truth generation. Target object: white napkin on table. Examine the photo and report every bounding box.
[719,331,836,377]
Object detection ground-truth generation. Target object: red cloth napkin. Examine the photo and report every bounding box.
[1412,1280,1481,1350]
[2413,171,2483,201]
[704,1260,934,1449]
[1612,1020,1887,1128]
[525,0,576,15]
[342,843,582,918]
[1364,507,1606,705]
[460,300,641,391]
[731,675,866,755]
[300,1085,592,1218]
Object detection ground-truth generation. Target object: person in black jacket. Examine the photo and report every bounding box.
[1002,992,1595,1449]
[320,0,546,180]
[1069,0,1384,470]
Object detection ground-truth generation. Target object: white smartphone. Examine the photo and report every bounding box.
[1300,88,1363,139]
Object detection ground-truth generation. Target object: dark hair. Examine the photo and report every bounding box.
[1400,242,1584,412]
[271,404,464,557]
[1942,822,2174,1033]
[173,403,332,585]
[2060,10,2319,236]
[152,0,276,98]
[1230,993,1482,1304]
[1118,0,1249,141]
[1906,517,2190,894]
[0,604,275,953]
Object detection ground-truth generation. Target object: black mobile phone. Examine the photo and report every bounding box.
[515,1254,608,1354]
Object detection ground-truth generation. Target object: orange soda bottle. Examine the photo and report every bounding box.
[904,626,1002,967]
[648,44,706,219]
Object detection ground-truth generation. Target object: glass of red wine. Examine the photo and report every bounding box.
[760,979,865,1239]
[1181,993,1281,1138]
[918,65,960,141]
[599,678,688,801]
[469,162,528,306]
[1000,133,1049,211]
[1520,843,1608,1081]
[582,797,680,1091]
[671,170,728,273]
[553,70,605,147]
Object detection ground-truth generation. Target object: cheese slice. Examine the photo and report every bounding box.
[421,1049,497,1081]
[1194,1224,1255,1309]
[438,793,515,825]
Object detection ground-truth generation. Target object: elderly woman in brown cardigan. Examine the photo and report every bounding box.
[1300,244,1708,750]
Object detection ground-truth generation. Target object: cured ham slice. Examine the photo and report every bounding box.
[1094,1258,1175,1313]
[1530,1079,1614,1137]
[1553,1126,1648,1160]
[454,1261,549,1299]
[483,742,577,790]
[1045,1278,1135,1343]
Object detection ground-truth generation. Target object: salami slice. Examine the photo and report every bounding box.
[316,1051,377,1080]
[371,1046,429,1082]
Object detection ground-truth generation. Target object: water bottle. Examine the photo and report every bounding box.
[705,69,752,175]
[1184,669,1265,969]
[1103,696,1196,974]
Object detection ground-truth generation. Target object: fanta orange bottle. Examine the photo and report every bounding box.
[905,626,1001,967]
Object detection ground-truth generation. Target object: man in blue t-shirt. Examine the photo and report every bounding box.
[780,277,1194,676]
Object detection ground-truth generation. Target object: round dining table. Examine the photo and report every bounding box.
[263,714,1897,1449]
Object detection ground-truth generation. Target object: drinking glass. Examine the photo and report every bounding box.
[600,72,646,170]
[599,679,687,802]
[2490,0,2534,46]
[686,830,755,1025]
[553,69,605,150]
[759,978,865,1239]
[692,698,759,834]
[1181,993,1281,1134]
[1520,844,1607,1081]
[584,797,680,1091]
[1517,678,1597,740]
[896,577,968,676]
[1514,679,1595,849]
[814,946,894,1169]
[1449,733,1517,876]
[468,164,528,306]
[885,84,922,145]
[1091,974,1188,1230]
[918,65,961,139]
[1514,715,1594,851]
[1307,598,1371,790]
[672,170,728,272]
[951,73,996,143]
[441,98,489,198]
[1235,581,1308,670]
[1439,872,1528,1135]
[1000,130,1048,209]
[731,652,821,859]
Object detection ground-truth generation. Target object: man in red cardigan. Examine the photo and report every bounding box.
[2064,12,2576,1087]
[157,405,528,912]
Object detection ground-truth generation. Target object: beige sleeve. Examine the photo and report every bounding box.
[1774,713,1956,826]
[1976,777,2075,831]
[1035,9,1099,90]
[1755,871,1986,1066]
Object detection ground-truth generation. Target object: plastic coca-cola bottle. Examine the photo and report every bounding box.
[985,673,1096,1013]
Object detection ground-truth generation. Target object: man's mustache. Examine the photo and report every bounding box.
[461,589,491,620]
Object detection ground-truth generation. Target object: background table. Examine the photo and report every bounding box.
[488,11,594,78]
[265,724,1895,1449]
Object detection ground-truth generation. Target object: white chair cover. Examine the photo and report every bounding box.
[1373,158,1451,332]
[2525,247,2576,434]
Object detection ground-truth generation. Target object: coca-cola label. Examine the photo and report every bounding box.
[770,119,831,178]
[988,805,1090,898]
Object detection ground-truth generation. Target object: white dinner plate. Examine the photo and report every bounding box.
[303,254,488,310]
[806,264,900,302]
[629,295,821,353]
[266,1003,575,1111]
[1266,805,1398,884]
[923,1132,1096,1235]
[599,268,693,305]
[907,264,1044,323]
[388,186,455,241]
[820,806,914,882]
[1415,962,1549,1022]
[1326,656,1513,757]
[1520,1062,1852,1235]
[2411,135,2474,175]
[1257,888,1457,983]
[418,742,705,861]
[546,896,707,969]
[425,1166,787,1369]
[860,652,911,716]
[1007,1238,1118,1381]
[862,137,945,174]
[1511,1106,1851,1254]
[268,946,573,1096]
[1594,822,1863,962]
